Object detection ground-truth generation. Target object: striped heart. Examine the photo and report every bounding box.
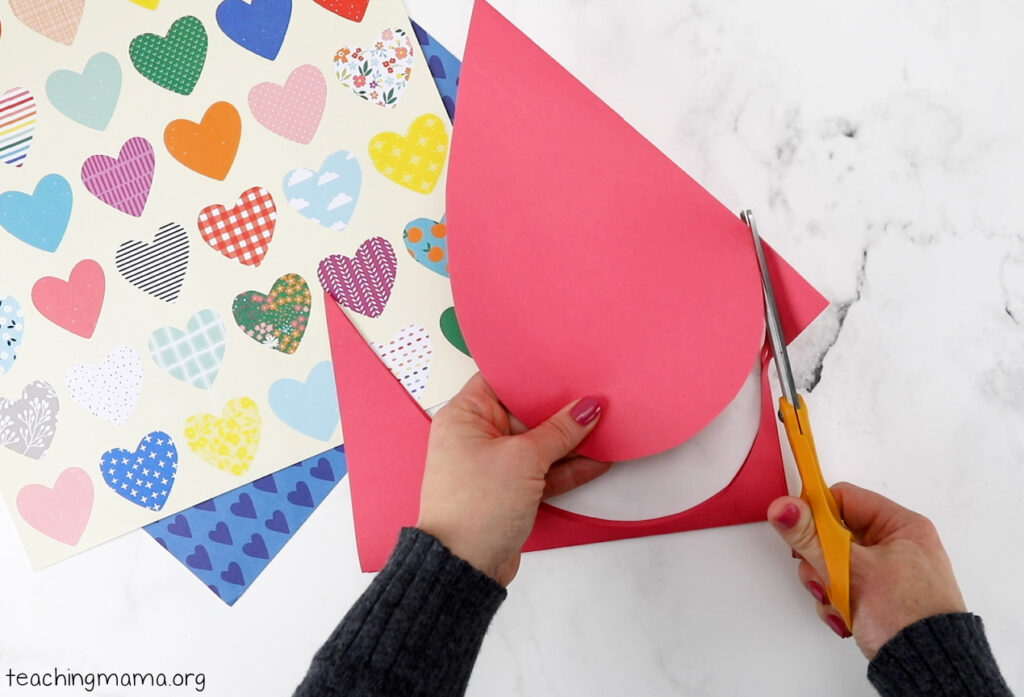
[317,237,397,318]
[197,187,277,267]
[0,87,37,167]
[81,137,155,217]
[9,0,84,45]
[115,223,189,302]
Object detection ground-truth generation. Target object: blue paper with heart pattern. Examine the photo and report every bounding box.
[145,445,346,605]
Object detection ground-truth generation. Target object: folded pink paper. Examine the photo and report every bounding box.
[447,1,767,461]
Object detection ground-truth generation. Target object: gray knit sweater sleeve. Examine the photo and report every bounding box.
[868,613,1014,696]
[292,527,506,697]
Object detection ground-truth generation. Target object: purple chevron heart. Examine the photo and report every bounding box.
[209,521,233,545]
[167,514,192,538]
[265,509,290,534]
[252,473,277,493]
[242,533,269,559]
[317,236,397,318]
[186,544,212,570]
[310,457,334,482]
[230,492,257,519]
[221,561,245,585]
[81,137,155,217]
[194,498,217,512]
[287,480,314,508]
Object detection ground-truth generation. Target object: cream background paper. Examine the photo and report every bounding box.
[0,0,475,567]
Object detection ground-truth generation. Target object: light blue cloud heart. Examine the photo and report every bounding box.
[0,174,73,253]
[0,295,25,375]
[268,360,339,441]
[283,150,361,231]
[46,52,122,131]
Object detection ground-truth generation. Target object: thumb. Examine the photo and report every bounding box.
[767,496,827,579]
[520,396,603,466]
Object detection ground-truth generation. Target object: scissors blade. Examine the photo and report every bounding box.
[742,210,799,410]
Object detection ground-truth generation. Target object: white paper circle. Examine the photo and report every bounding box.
[545,359,763,521]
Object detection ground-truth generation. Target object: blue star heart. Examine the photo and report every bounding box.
[100,431,177,511]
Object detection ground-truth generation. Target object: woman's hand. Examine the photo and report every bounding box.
[417,374,612,586]
[767,483,967,659]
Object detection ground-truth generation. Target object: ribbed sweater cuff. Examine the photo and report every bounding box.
[294,527,507,697]
[868,613,1014,697]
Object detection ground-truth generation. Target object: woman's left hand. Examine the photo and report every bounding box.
[417,373,612,586]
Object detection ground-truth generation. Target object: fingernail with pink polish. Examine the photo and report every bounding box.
[826,614,851,638]
[571,397,602,425]
[806,581,828,605]
[773,503,801,529]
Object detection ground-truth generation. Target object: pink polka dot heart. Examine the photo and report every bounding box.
[248,65,327,145]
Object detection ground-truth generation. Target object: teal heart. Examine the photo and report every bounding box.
[46,52,122,130]
[268,361,339,441]
[0,174,73,253]
[148,309,227,389]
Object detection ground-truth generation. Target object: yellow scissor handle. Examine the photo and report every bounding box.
[778,395,853,629]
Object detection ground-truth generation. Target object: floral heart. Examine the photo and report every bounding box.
[403,216,448,277]
[0,380,59,460]
[334,27,415,108]
[231,273,311,354]
[185,396,261,476]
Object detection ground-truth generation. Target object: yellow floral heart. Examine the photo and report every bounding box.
[369,113,449,194]
[129,0,160,8]
[185,397,261,476]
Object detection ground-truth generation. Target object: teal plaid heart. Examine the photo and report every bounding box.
[148,309,226,389]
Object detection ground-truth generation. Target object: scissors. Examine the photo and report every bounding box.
[742,209,854,629]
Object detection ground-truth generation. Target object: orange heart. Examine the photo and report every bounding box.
[164,101,241,180]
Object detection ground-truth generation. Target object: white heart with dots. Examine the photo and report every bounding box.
[65,345,143,425]
[370,324,432,399]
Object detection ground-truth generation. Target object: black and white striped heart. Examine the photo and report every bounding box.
[115,223,189,302]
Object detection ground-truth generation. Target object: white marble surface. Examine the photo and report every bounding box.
[2,1,1023,695]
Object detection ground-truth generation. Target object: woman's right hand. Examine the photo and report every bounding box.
[767,482,967,659]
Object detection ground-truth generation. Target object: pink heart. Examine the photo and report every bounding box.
[317,236,397,318]
[9,0,85,45]
[81,136,155,217]
[248,65,327,145]
[17,467,94,545]
[31,259,105,338]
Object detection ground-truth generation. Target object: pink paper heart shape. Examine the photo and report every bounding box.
[9,0,85,45]
[248,64,327,145]
[317,236,397,318]
[31,259,105,338]
[17,466,94,545]
[81,136,155,217]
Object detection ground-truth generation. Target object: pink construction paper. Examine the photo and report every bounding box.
[446,1,766,462]
[327,239,827,571]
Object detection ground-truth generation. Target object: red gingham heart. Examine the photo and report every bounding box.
[197,186,277,267]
